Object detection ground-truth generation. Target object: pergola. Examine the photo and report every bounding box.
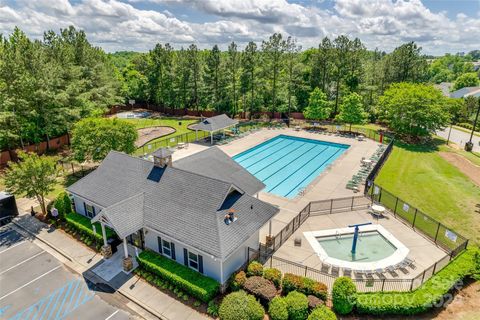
[191,114,239,145]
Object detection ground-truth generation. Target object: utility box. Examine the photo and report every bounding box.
[0,192,18,225]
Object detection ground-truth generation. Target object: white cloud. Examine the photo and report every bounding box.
[0,0,478,54]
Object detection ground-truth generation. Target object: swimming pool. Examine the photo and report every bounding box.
[233,135,349,198]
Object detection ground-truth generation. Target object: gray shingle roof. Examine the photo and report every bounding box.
[67,150,278,259]
[190,114,239,132]
[174,147,265,195]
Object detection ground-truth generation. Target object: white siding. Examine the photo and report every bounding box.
[222,231,260,283]
[143,227,222,283]
[71,194,102,218]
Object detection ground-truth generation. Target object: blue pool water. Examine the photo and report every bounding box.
[233,135,349,198]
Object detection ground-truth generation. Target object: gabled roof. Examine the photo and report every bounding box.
[174,147,265,195]
[67,150,278,259]
[190,114,239,132]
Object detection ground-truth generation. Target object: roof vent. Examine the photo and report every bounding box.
[224,208,237,225]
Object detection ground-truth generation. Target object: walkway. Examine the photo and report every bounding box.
[12,213,209,320]
[436,127,479,152]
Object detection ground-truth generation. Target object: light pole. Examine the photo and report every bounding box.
[465,97,480,152]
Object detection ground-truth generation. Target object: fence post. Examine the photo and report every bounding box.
[409,279,414,291]
[420,269,426,283]
[412,209,418,228]
[330,199,333,214]
[434,223,441,243]
[351,196,354,210]
[432,262,437,274]
[394,198,398,215]
[378,186,383,203]
[304,266,308,277]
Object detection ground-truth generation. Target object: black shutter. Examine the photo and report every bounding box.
[183,248,188,266]
[198,255,203,274]
[171,243,176,260]
[92,206,96,216]
[83,202,87,216]
[157,237,163,254]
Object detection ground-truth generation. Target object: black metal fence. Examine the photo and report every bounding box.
[364,138,394,194]
[248,247,454,292]
[366,183,469,255]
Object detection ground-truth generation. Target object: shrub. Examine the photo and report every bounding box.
[282,273,328,300]
[231,271,247,291]
[268,296,288,320]
[307,306,337,320]
[247,261,263,277]
[332,277,357,315]
[137,250,219,302]
[218,291,264,320]
[207,300,220,317]
[65,212,115,244]
[243,276,277,302]
[263,268,282,289]
[356,248,478,316]
[284,291,309,320]
[307,295,324,310]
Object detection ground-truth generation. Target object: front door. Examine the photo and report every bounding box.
[127,229,144,249]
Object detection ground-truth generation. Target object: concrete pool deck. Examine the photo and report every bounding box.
[272,208,447,282]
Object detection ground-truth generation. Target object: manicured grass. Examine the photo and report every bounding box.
[118,118,198,155]
[375,138,480,245]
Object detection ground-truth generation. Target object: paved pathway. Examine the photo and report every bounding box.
[12,213,209,320]
[436,127,479,152]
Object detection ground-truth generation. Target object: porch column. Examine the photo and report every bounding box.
[210,131,213,145]
[269,220,272,236]
[195,129,198,141]
[101,222,108,246]
[123,237,129,258]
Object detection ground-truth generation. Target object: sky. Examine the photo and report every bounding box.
[0,0,479,55]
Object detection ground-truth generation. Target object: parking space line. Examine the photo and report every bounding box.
[0,251,46,275]
[0,241,26,254]
[105,310,120,320]
[0,265,62,301]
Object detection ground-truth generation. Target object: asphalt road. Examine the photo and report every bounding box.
[436,126,480,152]
[0,225,140,320]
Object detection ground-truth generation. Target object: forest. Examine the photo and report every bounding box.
[1,26,479,150]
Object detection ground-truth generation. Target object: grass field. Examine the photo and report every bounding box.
[375,138,480,246]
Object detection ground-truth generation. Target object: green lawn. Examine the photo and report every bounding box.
[375,138,480,246]
[117,118,198,155]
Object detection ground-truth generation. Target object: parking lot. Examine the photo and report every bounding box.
[0,225,137,320]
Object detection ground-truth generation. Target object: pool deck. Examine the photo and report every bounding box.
[272,208,447,281]
[172,127,381,242]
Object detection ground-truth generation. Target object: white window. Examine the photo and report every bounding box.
[162,239,172,257]
[85,204,95,218]
[188,252,199,271]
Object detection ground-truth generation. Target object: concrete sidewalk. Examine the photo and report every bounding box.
[12,213,210,320]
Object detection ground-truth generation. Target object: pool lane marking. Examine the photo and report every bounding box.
[267,145,330,193]
[259,143,319,181]
[252,142,309,176]
[244,140,298,169]
[0,265,62,301]
[284,147,344,197]
[0,241,26,254]
[0,251,46,275]
[234,138,286,163]
[233,136,284,161]
[105,310,120,320]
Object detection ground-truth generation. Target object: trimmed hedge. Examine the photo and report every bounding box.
[283,273,328,300]
[247,261,263,277]
[219,290,264,320]
[268,296,289,320]
[231,271,247,291]
[263,268,282,289]
[332,277,356,315]
[65,212,115,243]
[356,248,478,316]
[307,306,337,320]
[284,291,309,320]
[243,276,277,302]
[137,250,219,302]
